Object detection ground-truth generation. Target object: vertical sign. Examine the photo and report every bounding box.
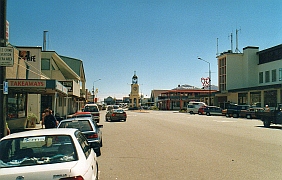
[3,81,8,94]
[6,20,8,44]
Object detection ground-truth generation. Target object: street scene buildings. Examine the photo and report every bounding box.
[2,43,282,133]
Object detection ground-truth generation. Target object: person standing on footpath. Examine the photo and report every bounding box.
[43,109,57,128]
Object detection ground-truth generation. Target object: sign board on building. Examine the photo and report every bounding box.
[8,80,46,87]
[3,81,8,94]
[0,47,14,66]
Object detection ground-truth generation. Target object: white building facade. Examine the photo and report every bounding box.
[216,44,282,108]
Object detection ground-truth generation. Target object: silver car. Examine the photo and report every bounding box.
[57,117,103,156]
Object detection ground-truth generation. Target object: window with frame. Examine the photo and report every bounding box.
[279,68,282,81]
[265,71,270,83]
[7,93,26,119]
[75,131,91,158]
[259,72,263,84]
[272,69,276,82]
[41,58,50,70]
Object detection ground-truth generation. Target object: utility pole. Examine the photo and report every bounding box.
[0,0,7,138]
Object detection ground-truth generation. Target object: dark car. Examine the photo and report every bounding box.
[205,106,223,116]
[239,107,264,119]
[105,109,127,122]
[58,117,103,156]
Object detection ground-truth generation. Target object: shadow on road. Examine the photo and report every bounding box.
[255,125,282,130]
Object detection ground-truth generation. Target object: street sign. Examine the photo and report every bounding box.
[0,47,14,66]
[3,81,8,94]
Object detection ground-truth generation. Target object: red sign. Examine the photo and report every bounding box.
[9,80,46,87]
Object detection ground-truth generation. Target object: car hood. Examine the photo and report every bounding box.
[0,161,80,180]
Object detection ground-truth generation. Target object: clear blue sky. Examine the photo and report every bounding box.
[7,0,282,100]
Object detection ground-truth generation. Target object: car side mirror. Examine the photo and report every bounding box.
[98,125,103,128]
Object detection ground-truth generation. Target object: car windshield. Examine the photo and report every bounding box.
[0,135,77,168]
[113,109,124,113]
[74,114,91,118]
[84,106,98,112]
[58,120,93,131]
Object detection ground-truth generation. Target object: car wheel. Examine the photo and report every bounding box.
[95,148,101,157]
[100,139,103,147]
[206,112,210,116]
[263,118,271,128]
[198,111,201,115]
[246,114,251,119]
[105,116,108,121]
[226,114,229,117]
[233,114,238,118]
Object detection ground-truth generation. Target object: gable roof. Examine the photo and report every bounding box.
[59,55,86,82]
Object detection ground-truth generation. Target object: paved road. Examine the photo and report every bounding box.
[97,110,282,180]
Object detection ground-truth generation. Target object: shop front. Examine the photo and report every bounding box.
[6,79,68,132]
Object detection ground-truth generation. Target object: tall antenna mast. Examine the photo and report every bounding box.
[235,28,241,53]
[216,38,219,56]
[43,30,48,51]
[228,32,233,53]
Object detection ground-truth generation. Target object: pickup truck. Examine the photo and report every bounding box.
[255,104,282,127]
[222,104,250,118]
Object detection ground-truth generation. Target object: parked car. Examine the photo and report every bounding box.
[255,103,282,127]
[239,107,264,119]
[205,106,223,116]
[198,106,207,115]
[58,117,103,156]
[187,102,207,114]
[222,104,250,118]
[83,104,100,123]
[106,109,127,122]
[0,128,98,180]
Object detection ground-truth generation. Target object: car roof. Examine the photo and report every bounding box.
[61,117,92,122]
[1,128,78,140]
[207,106,220,108]
[75,112,92,115]
[85,104,98,106]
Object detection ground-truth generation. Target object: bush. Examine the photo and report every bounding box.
[150,106,159,110]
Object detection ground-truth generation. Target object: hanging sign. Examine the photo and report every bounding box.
[0,47,14,66]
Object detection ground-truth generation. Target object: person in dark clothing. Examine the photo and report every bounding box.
[43,109,57,128]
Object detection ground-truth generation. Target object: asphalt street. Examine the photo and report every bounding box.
[97,110,282,180]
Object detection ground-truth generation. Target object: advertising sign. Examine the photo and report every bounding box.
[0,47,14,66]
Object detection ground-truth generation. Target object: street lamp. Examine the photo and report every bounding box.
[198,57,211,105]
[92,79,101,103]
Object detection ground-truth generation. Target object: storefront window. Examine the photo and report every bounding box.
[7,93,26,119]
[250,92,261,107]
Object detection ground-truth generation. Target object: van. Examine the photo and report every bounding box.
[187,102,207,114]
[83,104,100,123]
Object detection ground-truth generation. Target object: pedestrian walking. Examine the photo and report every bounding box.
[43,109,57,128]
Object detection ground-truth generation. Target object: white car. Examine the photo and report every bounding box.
[0,128,98,180]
